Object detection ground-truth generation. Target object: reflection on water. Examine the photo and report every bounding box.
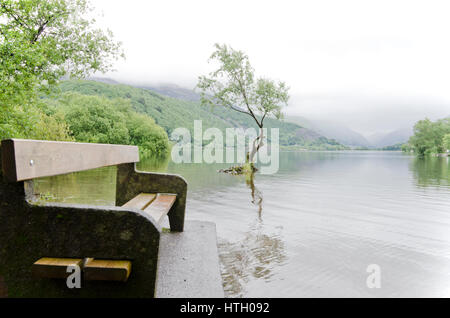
[34,166,116,206]
[410,156,450,187]
[33,151,450,297]
[136,155,170,172]
[219,220,287,297]
[246,173,263,217]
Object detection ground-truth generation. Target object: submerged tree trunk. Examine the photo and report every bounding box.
[221,127,263,175]
[247,126,264,164]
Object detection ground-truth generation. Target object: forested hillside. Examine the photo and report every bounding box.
[55,80,347,150]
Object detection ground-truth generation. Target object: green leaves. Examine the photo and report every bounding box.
[197,43,289,128]
[408,117,450,155]
[443,134,450,151]
[1,0,123,82]
[47,92,169,157]
[254,78,289,120]
[1,0,123,141]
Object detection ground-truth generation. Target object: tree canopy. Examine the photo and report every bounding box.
[0,0,122,94]
[197,44,289,162]
[0,0,123,140]
[197,44,289,128]
[44,92,169,157]
[407,117,450,155]
[442,134,450,152]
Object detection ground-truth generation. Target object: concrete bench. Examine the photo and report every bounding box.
[0,139,223,297]
[156,221,224,298]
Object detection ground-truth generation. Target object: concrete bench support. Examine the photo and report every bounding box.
[0,139,222,298]
[155,221,224,298]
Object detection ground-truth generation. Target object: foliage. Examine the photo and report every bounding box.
[125,112,170,158]
[0,0,123,141]
[43,92,169,157]
[381,143,404,151]
[0,97,73,141]
[197,44,289,126]
[197,44,289,161]
[32,109,74,141]
[443,134,450,152]
[401,143,413,152]
[0,0,123,94]
[411,156,450,187]
[57,79,347,150]
[406,117,450,155]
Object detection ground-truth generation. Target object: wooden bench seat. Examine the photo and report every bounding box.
[122,193,156,210]
[32,258,83,279]
[84,258,131,282]
[32,258,132,282]
[122,193,177,225]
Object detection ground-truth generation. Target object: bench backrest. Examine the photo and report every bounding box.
[1,139,139,182]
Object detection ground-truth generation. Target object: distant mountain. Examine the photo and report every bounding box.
[366,128,413,148]
[287,116,372,147]
[88,77,121,85]
[138,83,201,102]
[90,78,201,102]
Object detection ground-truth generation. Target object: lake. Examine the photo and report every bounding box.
[34,151,450,297]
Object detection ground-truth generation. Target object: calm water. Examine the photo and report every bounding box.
[34,151,450,297]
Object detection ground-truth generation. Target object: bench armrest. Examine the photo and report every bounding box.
[116,163,187,232]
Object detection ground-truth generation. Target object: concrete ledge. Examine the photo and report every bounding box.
[155,221,224,298]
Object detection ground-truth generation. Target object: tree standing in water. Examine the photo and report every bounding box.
[197,44,289,170]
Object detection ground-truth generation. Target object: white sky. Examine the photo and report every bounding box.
[92,0,450,135]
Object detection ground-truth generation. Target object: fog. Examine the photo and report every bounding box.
[290,94,449,136]
[92,0,450,135]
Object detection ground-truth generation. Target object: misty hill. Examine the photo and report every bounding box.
[56,80,348,150]
[88,77,121,85]
[137,83,201,102]
[366,128,413,148]
[287,116,372,147]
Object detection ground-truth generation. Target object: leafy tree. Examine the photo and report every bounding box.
[197,44,289,164]
[32,110,74,141]
[45,92,169,157]
[126,112,170,158]
[0,96,74,141]
[0,0,122,93]
[63,95,129,145]
[408,117,450,155]
[443,134,450,152]
[401,143,412,153]
[0,0,123,140]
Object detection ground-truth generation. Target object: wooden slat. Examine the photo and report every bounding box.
[143,194,177,224]
[1,139,139,182]
[32,257,83,279]
[83,259,132,282]
[122,193,156,210]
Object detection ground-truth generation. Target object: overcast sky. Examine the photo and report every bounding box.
[92,0,450,135]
